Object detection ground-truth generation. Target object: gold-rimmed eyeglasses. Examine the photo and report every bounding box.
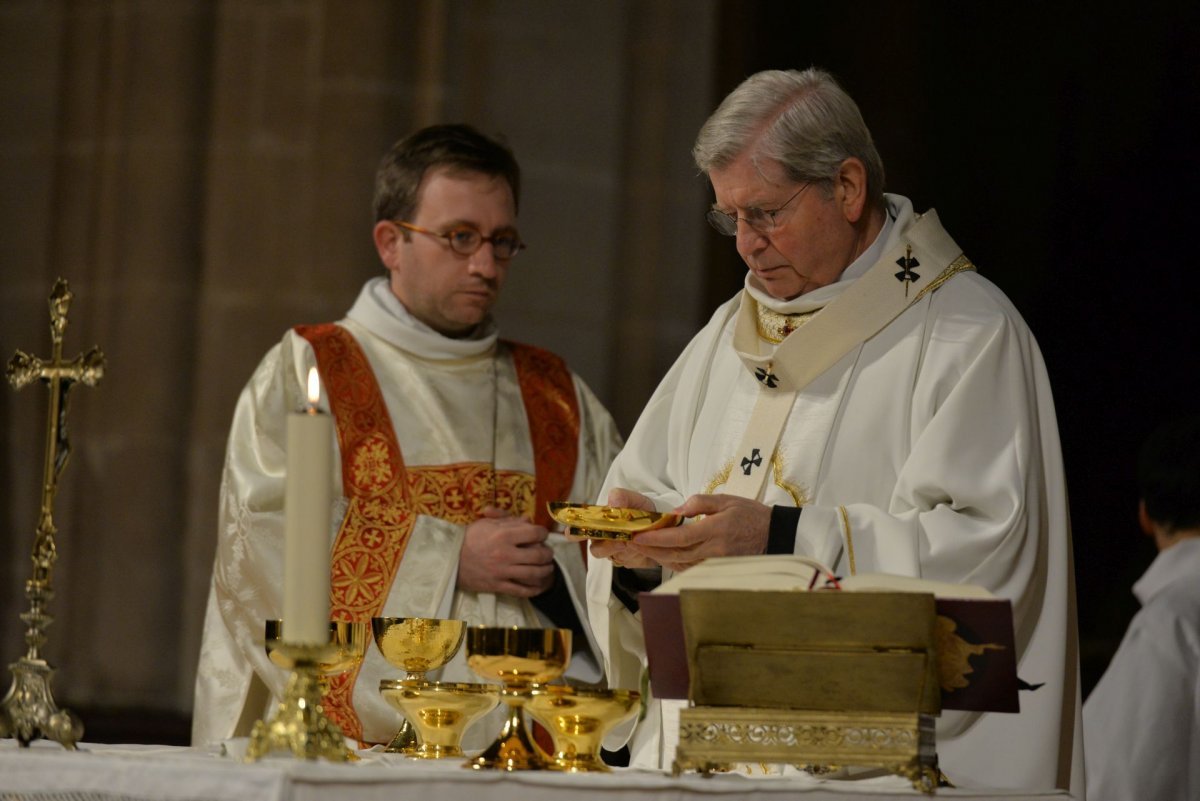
[394,220,526,260]
[705,182,812,237]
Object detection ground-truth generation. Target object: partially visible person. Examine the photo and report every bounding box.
[585,68,1082,793]
[193,124,622,749]
[1084,414,1200,801]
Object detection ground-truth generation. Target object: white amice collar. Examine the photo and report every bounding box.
[1133,536,1200,606]
[345,276,498,360]
[749,193,914,314]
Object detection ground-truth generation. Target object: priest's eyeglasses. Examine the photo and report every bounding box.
[705,182,812,236]
[394,220,526,260]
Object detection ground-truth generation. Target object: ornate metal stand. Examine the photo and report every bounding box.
[245,642,354,762]
[1,278,103,749]
[673,707,939,793]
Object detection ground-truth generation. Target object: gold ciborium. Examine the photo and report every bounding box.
[379,680,500,759]
[265,619,370,682]
[464,626,571,770]
[525,686,640,772]
[372,617,466,754]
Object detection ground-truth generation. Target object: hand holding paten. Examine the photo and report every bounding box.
[631,493,772,572]
[458,506,554,597]
[585,488,659,569]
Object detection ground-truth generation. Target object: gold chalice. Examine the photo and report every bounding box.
[264,619,370,681]
[372,617,466,754]
[464,626,572,770]
[379,680,500,759]
[525,686,640,772]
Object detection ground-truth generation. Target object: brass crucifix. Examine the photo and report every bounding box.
[0,278,104,749]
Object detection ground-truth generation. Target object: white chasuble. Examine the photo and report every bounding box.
[194,277,623,749]
[586,195,1083,794]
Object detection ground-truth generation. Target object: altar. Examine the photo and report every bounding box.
[0,741,1074,801]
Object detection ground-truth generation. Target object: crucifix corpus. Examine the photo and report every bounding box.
[0,278,104,749]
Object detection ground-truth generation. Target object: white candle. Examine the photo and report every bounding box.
[283,366,334,645]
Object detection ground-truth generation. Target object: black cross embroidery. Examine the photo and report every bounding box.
[895,246,920,297]
[754,367,779,388]
[740,448,763,476]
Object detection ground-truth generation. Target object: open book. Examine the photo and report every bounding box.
[654,553,995,597]
[639,555,1019,712]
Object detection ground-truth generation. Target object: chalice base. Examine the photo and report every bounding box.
[544,749,609,773]
[381,679,499,760]
[384,718,419,754]
[466,705,547,771]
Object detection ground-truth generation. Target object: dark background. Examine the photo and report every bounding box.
[708,3,1200,696]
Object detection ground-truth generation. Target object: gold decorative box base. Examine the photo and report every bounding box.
[673,706,939,794]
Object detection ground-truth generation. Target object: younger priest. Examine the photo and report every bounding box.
[192,124,622,748]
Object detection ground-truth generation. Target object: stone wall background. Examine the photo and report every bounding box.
[0,0,714,737]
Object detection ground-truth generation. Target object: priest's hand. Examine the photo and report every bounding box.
[585,487,659,569]
[458,506,556,597]
[628,493,771,572]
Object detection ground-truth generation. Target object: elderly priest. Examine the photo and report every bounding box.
[585,68,1083,794]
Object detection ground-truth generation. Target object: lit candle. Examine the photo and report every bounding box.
[283,366,334,645]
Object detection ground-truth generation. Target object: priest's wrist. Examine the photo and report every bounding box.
[767,505,801,554]
[611,565,662,614]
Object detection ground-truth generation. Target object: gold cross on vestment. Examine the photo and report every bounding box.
[1,278,104,750]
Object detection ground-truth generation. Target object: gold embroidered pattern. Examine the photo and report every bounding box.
[914,255,976,303]
[770,450,809,507]
[755,303,818,344]
[351,434,395,491]
[704,461,734,495]
[704,453,808,507]
[332,551,386,607]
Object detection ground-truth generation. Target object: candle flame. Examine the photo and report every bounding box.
[306,367,321,406]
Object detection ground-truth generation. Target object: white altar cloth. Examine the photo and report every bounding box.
[0,741,1074,801]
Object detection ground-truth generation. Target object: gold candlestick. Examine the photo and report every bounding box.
[1,278,103,749]
[245,640,353,763]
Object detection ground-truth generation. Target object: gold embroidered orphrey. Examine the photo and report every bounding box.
[1,278,105,750]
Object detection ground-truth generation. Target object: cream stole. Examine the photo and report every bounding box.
[721,210,970,502]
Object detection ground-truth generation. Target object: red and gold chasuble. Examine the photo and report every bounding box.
[295,324,580,741]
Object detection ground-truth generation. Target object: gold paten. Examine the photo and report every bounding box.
[1,279,104,750]
[525,685,640,772]
[548,502,680,541]
[245,641,353,763]
[673,589,941,793]
[379,679,499,759]
[372,617,466,754]
[464,626,571,771]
